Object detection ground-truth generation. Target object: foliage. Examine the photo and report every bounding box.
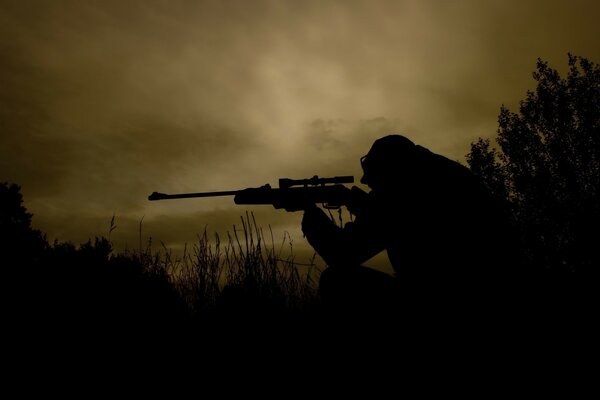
[467,54,600,272]
[0,182,47,262]
[2,183,318,346]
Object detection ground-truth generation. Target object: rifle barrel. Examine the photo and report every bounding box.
[148,190,239,201]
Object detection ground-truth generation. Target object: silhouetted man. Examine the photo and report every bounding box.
[299,135,519,317]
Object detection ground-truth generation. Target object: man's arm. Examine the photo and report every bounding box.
[301,204,386,268]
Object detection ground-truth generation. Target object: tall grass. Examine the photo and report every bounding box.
[5,182,328,355]
[127,212,320,320]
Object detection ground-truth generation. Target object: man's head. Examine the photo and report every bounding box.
[360,135,418,189]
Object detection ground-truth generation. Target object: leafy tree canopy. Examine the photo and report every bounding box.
[468,54,600,272]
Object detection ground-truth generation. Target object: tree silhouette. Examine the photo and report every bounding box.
[0,182,47,265]
[467,54,599,273]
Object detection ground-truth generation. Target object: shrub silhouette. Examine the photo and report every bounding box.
[0,182,47,264]
[2,183,318,352]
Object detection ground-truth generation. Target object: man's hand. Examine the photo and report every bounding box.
[346,186,370,217]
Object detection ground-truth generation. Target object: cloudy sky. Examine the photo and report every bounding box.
[1,0,599,267]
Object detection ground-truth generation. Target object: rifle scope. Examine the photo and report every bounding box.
[278,175,354,189]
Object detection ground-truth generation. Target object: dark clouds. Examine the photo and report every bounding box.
[1,0,599,264]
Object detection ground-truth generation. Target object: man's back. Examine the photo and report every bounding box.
[358,145,517,275]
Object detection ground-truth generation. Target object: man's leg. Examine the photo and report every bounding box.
[319,265,398,317]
